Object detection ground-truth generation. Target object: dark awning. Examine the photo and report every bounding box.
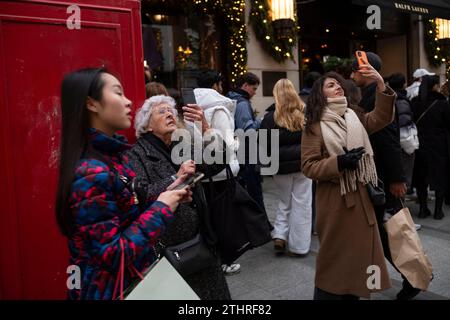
[353,0,450,19]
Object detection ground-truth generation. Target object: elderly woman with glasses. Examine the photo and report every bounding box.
[127,95,231,300]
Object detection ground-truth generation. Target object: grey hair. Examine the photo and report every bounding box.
[134,94,177,138]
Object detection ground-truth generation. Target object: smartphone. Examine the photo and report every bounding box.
[355,50,368,68]
[181,88,196,105]
[173,173,205,190]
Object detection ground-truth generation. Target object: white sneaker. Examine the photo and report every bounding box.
[222,263,241,275]
[414,223,422,231]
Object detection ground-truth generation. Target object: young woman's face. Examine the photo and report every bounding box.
[90,73,132,132]
[323,78,345,98]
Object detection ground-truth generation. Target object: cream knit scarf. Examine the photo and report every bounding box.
[320,96,378,195]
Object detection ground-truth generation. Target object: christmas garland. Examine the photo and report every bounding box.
[249,0,298,63]
[423,18,450,77]
[145,0,300,81]
[192,0,247,84]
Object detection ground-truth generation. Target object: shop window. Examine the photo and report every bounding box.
[142,11,224,92]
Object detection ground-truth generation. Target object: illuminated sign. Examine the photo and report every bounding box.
[394,2,429,14]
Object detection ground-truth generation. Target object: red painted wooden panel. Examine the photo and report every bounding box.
[0,0,145,299]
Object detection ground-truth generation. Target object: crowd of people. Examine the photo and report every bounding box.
[55,51,449,300]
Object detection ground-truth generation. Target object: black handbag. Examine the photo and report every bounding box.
[367,179,386,206]
[160,234,217,277]
[207,166,272,264]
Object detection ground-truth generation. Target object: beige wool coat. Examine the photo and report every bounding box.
[301,87,396,298]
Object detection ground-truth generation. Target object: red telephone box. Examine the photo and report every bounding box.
[0,0,145,299]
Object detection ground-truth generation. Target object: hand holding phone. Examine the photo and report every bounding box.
[181,88,196,105]
[355,51,368,70]
[157,188,192,211]
[182,104,210,133]
[354,51,386,91]
[173,173,205,190]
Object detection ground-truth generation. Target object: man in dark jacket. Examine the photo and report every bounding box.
[411,75,450,220]
[387,73,417,197]
[351,52,420,300]
[300,71,321,101]
[226,72,266,212]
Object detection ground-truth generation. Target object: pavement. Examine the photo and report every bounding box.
[226,176,450,300]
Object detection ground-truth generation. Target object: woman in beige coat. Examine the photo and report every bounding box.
[301,67,396,299]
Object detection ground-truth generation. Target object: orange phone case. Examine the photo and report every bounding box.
[355,51,368,68]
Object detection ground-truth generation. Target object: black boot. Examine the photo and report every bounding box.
[396,279,421,300]
[434,195,445,220]
[444,189,450,205]
[417,189,431,218]
[418,205,432,218]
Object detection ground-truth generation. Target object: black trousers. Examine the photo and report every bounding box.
[413,149,447,204]
[313,287,359,300]
[238,164,266,213]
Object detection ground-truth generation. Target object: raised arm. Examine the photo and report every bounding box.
[361,86,396,135]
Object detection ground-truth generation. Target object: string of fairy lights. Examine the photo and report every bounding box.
[147,2,448,81]
[192,0,247,84]
[192,0,299,81]
[154,0,298,83]
[424,18,450,77]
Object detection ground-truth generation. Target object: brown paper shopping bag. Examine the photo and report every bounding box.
[384,206,433,290]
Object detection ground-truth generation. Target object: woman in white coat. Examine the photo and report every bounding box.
[194,70,241,275]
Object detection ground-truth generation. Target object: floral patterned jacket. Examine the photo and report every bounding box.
[67,128,174,300]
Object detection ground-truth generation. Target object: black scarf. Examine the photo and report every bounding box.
[142,132,179,171]
[141,133,218,251]
[233,88,251,100]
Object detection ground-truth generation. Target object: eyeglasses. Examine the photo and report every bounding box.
[153,106,177,116]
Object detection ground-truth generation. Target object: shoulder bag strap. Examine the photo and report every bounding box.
[416,100,438,125]
[112,238,126,300]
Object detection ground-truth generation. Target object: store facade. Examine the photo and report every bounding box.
[297,0,450,83]
[141,0,301,115]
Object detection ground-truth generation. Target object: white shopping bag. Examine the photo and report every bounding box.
[125,257,200,300]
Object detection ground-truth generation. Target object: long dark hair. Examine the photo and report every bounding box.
[56,67,107,237]
[305,72,347,132]
[418,75,440,102]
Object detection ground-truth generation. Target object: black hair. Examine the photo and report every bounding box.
[418,75,440,102]
[305,72,348,132]
[304,71,322,88]
[344,79,362,106]
[235,72,260,88]
[196,70,222,88]
[55,67,107,237]
[387,73,406,91]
